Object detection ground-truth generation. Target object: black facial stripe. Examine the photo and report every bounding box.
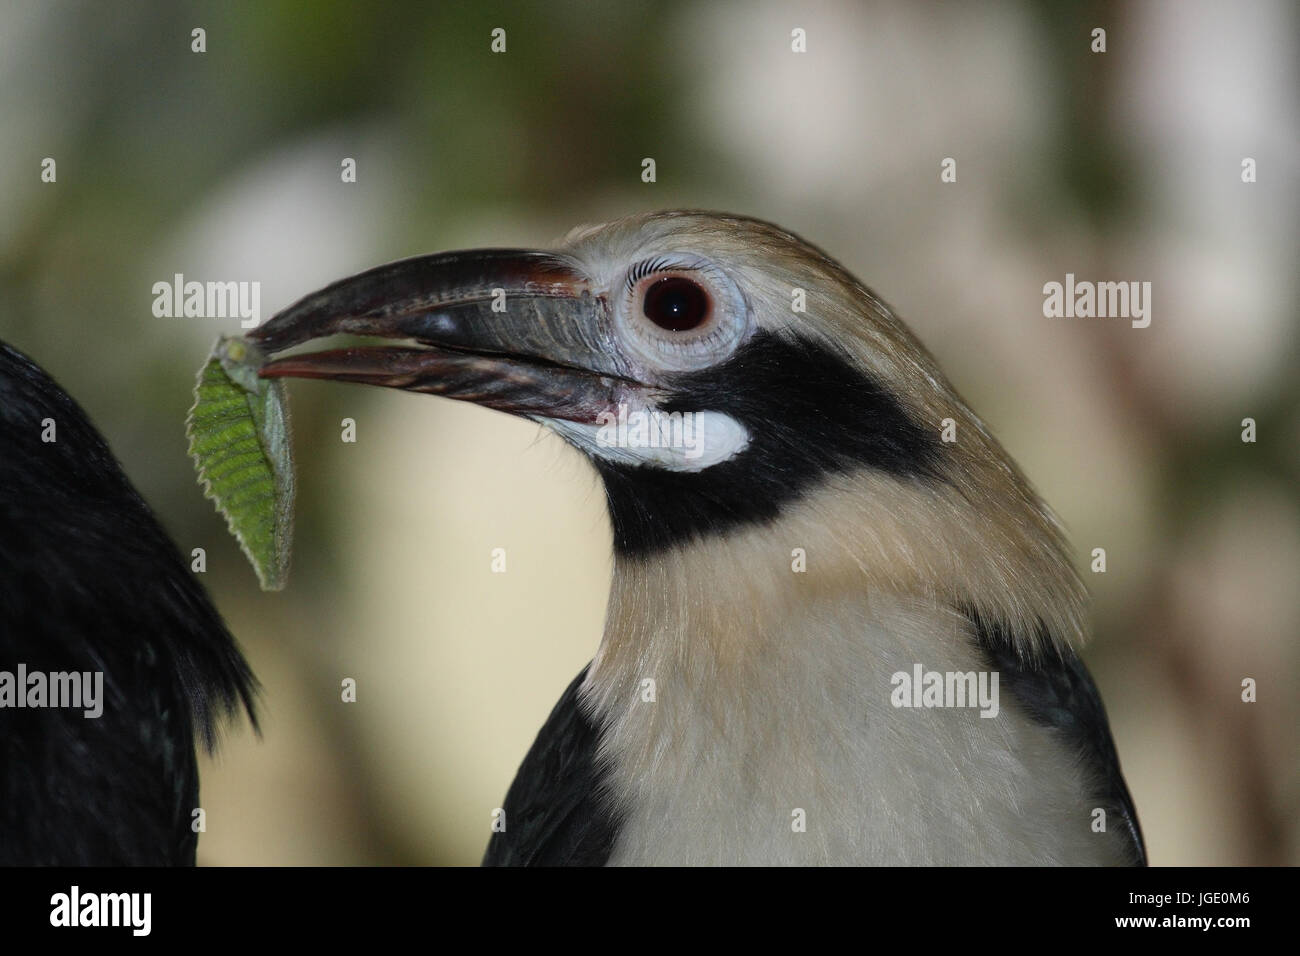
[590,331,945,557]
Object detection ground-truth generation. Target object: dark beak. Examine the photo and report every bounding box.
[250,250,652,422]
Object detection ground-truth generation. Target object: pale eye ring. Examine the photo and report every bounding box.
[615,255,749,373]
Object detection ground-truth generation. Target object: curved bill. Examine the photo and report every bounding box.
[251,249,654,423]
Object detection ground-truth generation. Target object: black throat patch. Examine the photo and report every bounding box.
[590,331,944,557]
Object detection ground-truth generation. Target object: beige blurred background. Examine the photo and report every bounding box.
[0,0,1295,865]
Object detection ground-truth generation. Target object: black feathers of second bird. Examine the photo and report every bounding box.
[0,341,256,865]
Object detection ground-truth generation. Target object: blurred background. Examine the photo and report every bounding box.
[0,0,1295,865]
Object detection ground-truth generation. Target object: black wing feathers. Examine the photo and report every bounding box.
[0,341,256,864]
[482,666,618,866]
[970,610,1146,865]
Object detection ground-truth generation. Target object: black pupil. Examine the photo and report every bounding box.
[642,277,709,331]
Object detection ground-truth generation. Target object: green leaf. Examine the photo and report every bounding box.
[186,335,295,590]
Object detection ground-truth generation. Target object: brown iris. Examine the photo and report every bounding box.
[642,276,710,331]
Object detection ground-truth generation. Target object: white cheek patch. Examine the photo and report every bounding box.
[541,407,750,473]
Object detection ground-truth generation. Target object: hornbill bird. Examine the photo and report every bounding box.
[252,210,1145,866]
[0,341,256,865]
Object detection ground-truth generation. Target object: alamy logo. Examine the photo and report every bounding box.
[0,664,103,718]
[595,404,705,460]
[152,273,261,328]
[890,664,1000,718]
[50,886,151,936]
[1042,273,1151,328]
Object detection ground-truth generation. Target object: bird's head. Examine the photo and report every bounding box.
[254,210,1084,653]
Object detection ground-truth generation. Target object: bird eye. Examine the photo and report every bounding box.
[641,276,710,332]
[616,255,749,373]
